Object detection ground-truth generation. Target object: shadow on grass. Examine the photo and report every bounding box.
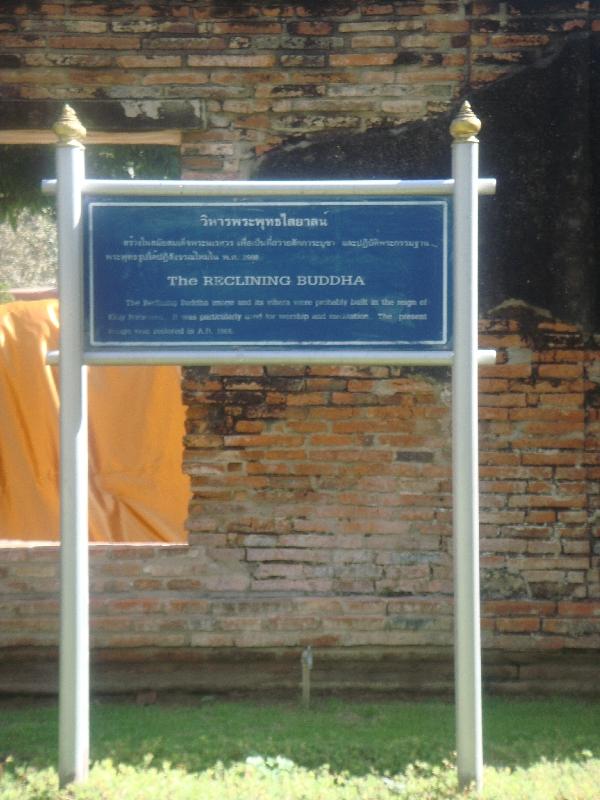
[1,697,598,777]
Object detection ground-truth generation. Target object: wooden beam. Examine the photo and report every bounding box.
[0,129,183,146]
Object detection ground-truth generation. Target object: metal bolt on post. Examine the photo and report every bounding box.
[301,646,313,708]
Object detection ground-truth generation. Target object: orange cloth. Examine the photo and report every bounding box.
[0,299,188,542]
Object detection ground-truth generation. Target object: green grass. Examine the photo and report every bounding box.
[1,697,599,799]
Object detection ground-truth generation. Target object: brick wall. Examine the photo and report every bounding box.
[181,308,600,634]
[1,1,599,694]
[1,308,599,694]
[1,2,598,170]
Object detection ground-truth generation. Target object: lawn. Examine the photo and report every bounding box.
[1,697,599,799]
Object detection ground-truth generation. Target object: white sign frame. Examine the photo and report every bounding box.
[45,103,494,792]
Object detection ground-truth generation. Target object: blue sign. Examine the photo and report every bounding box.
[84,196,451,351]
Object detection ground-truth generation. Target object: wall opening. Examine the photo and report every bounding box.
[0,141,188,544]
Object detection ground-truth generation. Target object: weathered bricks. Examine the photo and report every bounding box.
[1,1,593,175]
[173,308,600,622]
[1,2,600,691]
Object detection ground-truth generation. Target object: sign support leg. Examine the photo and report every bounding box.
[450,102,484,793]
[44,101,493,790]
[54,106,89,787]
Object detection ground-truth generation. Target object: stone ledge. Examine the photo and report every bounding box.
[1,647,599,699]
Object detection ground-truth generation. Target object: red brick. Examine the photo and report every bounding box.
[492,34,551,48]
[526,510,557,523]
[480,392,527,407]
[143,72,209,85]
[481,537,527,553]
[223,434,303,448]
[537,364,583,379]
[527,541,561,555]
[0,34,46,47]
[521,420,583,437]
[234,420,265,434]
[295,21,334,35]
[469,1,499,13]
[480,452,521,466]
[480,363,532,379]
[496,617,540,633]
[562,540,590,554]
[509,408,584,421]
[146,35,226,49]
[508,495,586,509]
[209,365,265,377]
[540,620,572,634]
[558,602,600,617]
[535,381,586,395]
[479,407,509,420]
[512,436,583,449]
[426,19,470,32]
[522,452,581,466]
[188,54,276,68]
[116,54,181,68]
[480,511,526,524]
[539,350,585,363]
[362,3,394,13]
[484,600,555,616]
[399,33,444,47]
[329,53,398,66]
[480,479,527,493]
[213,22,283,34]
[351,34,396,47]
[49,35,141,49]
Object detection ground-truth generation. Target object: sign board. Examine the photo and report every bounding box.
[84,196,451,352]
[50,99,494,791]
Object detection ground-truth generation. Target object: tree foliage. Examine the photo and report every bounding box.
[0,145,180,227]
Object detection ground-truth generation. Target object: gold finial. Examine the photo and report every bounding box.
[450,101,481,143]
[53,104,86,146]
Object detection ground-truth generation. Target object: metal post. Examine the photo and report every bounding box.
[450,101,484,793]
[54,106,89,786]
[301,646,313,708]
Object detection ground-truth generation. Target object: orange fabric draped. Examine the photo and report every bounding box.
[0,299,188,542]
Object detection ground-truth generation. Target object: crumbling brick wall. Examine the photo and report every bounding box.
[0,1,599,694]
[181,308,600,618]
[1,309,599,694]
[1,2,596,174]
